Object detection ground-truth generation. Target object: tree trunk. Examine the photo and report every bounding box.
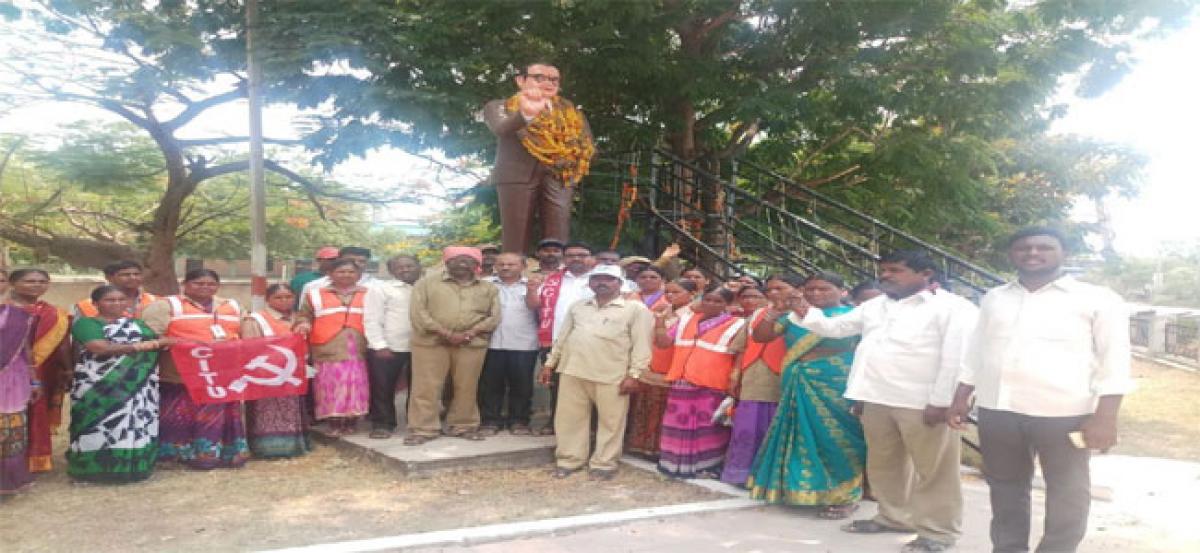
[139,127,195,295]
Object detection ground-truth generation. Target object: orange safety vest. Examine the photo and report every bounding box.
[308,287,366,345]
[666,311,745,391]
[248,310,293,337]
[75,291,160,318]
[740,308,786,375]
[165,295,242,341]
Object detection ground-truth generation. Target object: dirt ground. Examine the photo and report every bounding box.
[1113,358,1200,460]
[0,437,721,553]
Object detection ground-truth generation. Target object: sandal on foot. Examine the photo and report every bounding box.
[588,469,617,481]
[841,519,912,534]
[901,537,953,552]
[403,434,435,446]
[509,425,532,436]
[368,429,392,439]
[551,467,579,479]
[817,503,860,520]
[478,426,500,436]
[450,430,485,441]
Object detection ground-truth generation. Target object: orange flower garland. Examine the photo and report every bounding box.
[506,94,596,186]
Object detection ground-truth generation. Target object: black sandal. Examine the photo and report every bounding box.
[817,503,859,520]
[840,519,911,534]
[901,537,952,552]
[402,434,435,446]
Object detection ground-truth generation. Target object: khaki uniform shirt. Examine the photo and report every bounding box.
[409,269,500,348]
[546,296,653,385]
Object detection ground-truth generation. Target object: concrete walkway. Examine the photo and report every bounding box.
[403,456,1199,553]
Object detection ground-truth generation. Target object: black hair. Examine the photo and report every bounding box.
[805,271,846,289]
[102,260,142,277]
[1007,226,1068,249]
[90,284,126,304]
[879,250,937,274]
[183,268,220,283]
[765,273,806,288]
[520,60,557,75]
[339,246,372,258]
[706,287,736,303]
[637,266,666,279]
[563,241,594,254]
[671,279,699,293]
[850,280,881,297]
[9,268,49,282]
[327,258,362,272]
[265,283,293,298]
[387,253,421,265]
[681,263,705,280]
[737,274,763,288]
[737,285,765,297]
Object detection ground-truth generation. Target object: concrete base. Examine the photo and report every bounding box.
[312,421,556,478]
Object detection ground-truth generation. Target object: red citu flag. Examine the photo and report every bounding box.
[171,334,309,404]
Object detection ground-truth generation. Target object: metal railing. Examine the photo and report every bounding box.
[727,157,1005,295]
[1165,321,1199,359]
[1130,316,1152,348]
[597,148,1005,295]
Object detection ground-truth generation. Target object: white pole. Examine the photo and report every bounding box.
[246,0,267,311]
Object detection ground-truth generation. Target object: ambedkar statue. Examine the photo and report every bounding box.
[484,61,594,254]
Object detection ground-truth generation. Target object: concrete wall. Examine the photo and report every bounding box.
[41,278,255,311]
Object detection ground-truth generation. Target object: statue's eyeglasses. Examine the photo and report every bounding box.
[524,73,560,84]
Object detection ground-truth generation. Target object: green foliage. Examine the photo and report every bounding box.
[1,125,399,264]
[262,0,1189,261]
[1087,243,1200,308]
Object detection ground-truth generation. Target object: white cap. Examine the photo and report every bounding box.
[588,265,624,280]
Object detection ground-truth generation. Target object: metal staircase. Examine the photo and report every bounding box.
[590,148,1004,296]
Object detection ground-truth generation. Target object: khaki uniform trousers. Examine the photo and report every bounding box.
[861,402,963,544]
[554,373,629,472]
[407,344,488,436]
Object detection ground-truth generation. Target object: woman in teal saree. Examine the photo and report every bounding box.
[746,272,865,519]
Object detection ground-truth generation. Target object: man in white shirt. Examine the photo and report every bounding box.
[362,254,421,439]
[526,241,595,435]
[791,250,977,553]
[480,253,541,435]
[948,228,1132,553]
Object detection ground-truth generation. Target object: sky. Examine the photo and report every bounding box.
[1,11,1197,255]
[1051,17,1200,254]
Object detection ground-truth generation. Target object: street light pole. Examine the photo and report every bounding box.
[246,0,267,311]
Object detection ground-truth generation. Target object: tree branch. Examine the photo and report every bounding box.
[176,205,246,239]
[179,136,305,148]
[59,207,115,241]
[162,86,246,131]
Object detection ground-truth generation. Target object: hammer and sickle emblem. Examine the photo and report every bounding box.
[228,345,302,393]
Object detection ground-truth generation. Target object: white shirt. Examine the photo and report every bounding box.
[487,276,539,351]
[550,270,595,342]
[363,278,412,352]
[962,276,1133,417]
[793,290,978,409]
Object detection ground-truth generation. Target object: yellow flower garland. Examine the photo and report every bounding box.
[506,94,596,186]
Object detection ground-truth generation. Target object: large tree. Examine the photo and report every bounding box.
[0,125,403,270]
[0,1,413,291]
[264,0,1188,258]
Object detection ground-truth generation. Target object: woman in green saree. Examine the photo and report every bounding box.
[68,285,173,483]
[746,272,865,519]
